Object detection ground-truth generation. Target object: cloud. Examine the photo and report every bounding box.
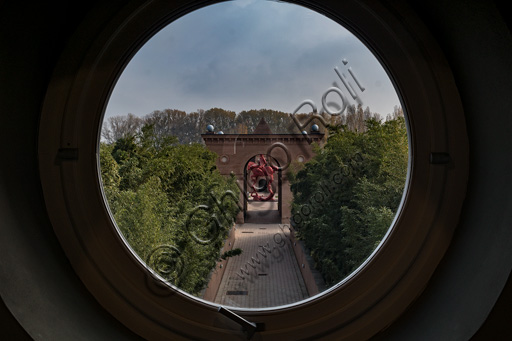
[105,0,400,120]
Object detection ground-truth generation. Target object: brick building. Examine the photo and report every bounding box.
[202,118,324,224]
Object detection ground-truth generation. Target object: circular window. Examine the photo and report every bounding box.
[99,0,407,310]
[38,0,468,339]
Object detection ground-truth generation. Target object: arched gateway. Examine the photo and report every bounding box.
[202,118,324,224]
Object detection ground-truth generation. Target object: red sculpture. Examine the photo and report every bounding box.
[247,154,278,201]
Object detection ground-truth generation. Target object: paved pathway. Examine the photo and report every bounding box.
[214,223,308,308]
[245,199,280,224]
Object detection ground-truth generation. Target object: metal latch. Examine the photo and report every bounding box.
[218,306,265,339]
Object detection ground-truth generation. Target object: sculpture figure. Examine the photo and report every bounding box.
[246,154,278,201]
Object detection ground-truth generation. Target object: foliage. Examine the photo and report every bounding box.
[100,124,239,295]
[220,248,243,260]
[289,114,408,286]
[101,105,384,145]
[100,105,406,292]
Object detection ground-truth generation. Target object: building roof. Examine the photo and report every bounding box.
[253,118,273,134]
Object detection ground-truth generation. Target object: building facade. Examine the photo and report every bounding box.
[202,118,324,224]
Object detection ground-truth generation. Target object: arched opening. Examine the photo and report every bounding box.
[243,154,282,224]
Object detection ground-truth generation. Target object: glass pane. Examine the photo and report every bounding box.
[99,0,407,309]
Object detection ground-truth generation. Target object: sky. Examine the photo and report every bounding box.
[104,0,401,121]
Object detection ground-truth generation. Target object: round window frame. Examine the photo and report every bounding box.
[38,0,468,339]
[220,154,230,164]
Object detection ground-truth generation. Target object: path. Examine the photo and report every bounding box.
[214,223,309,308]
[244,199,280,224]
